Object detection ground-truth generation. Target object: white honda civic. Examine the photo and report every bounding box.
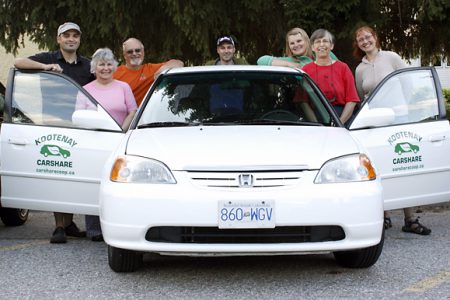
[2,65,448,272]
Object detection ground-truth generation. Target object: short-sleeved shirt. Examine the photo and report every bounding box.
[302,61,360,106]
[29,50,94,85]
[77,80,137,126]
[113,63,166,106]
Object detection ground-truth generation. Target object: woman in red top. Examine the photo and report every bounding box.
[302,29,360,124]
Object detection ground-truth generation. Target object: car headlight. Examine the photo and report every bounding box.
[314,154,376,184]
[110,155,176,183]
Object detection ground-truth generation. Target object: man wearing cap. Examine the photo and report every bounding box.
[114,38,184,107]
[15,22,93,85]
[205,36,248,65]
[14,22,93,244]
[205,36,248,115]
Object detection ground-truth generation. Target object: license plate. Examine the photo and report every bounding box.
[218,200,275,229]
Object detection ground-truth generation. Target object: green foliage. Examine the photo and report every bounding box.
[443,89,450,102]
[446,102,450,120]
[442,89,450,120]
[0,0,448,66]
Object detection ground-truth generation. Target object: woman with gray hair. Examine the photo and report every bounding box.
[77,47,137,241]
[77,47,137,131]
[302,29,359,124]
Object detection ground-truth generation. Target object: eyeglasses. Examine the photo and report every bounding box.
[126,48,142,55]
[313,39,331,45]
[357,34,373,44]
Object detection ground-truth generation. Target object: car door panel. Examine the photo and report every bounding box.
[1,70,124,215]
[350,67,450,210]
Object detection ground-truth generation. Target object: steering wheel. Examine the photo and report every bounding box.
[260,109,299,121]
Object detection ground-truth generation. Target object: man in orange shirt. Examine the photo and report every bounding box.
[114,38,184,106]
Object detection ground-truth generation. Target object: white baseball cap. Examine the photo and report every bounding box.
[57,22,81,36]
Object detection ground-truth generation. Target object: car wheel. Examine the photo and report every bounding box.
[333,229,384,268]
[108,245,143,272]
[0,208,29,226]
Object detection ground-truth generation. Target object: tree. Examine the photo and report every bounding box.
[0,0,448,67]
[0,0,287,65]
[375,0,450,65]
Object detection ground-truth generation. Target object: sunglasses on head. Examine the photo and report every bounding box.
[126,48,142,55]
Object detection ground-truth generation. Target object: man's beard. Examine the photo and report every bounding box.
[129,58,143,66]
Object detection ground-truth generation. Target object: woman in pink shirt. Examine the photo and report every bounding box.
[77,48,137,130]
[78,48,137,241]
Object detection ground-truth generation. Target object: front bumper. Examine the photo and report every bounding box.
[100,171,383,255]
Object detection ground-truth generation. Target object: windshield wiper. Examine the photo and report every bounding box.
[232,119,323,126]
[137,122,201,129]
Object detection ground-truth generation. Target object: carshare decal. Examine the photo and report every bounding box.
[34,134,77,175]
[388,131,424,172]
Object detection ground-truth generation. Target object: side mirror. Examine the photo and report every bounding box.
[351,107,395,129]
[72,107,122,131]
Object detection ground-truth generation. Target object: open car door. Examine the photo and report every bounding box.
[350,67,450,210]
[0,69,124,215]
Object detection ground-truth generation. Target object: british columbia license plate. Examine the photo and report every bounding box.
[218,200,275,229]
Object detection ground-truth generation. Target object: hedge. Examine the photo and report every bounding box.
[444,89,450,119]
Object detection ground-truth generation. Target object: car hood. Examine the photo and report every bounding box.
[125,126,360,171]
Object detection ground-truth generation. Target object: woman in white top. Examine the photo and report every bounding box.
[353,25,431,235]
[354,26,407,100]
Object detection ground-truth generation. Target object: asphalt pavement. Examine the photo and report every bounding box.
[0,204,449,299]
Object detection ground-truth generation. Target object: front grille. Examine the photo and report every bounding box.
[188,171,304,188]
[145,226,345,244]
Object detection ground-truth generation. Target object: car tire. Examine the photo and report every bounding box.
[333,228,384,268]
[0,208,29,226]
[108,245,143,272]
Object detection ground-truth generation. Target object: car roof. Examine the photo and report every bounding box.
[164,65,305,75]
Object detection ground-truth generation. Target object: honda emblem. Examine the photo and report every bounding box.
[238,174,254,187]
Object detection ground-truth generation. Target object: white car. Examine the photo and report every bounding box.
[1,66,449,272]
[0,83,29,227]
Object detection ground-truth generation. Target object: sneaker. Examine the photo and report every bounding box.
[50,227,67,244]
[65,221,86,238]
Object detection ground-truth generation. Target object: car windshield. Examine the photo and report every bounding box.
[137,71,334,127]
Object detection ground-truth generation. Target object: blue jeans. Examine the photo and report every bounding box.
[85,215,102,238]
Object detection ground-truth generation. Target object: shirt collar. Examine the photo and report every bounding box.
[362,49,383,64]
[56,50,79,64]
